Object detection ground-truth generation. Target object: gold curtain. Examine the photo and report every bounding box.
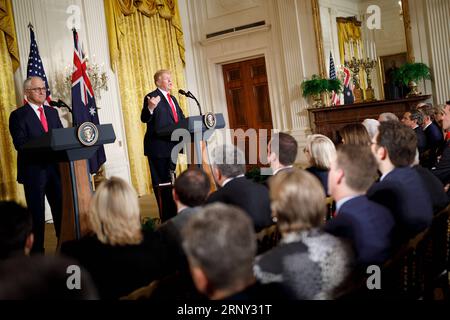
[104,0,187,196]
[0,0,25,203]
[337,18,362,64]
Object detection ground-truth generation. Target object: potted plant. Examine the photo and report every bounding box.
[392,62,431,97]
[301,75,342,107]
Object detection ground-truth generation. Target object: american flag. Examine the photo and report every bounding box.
[26,26,52,104]
[71,29,106,174]
[329,52,340,106]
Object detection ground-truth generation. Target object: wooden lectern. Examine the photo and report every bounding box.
[22,124,116,247]
[155,113,226,221]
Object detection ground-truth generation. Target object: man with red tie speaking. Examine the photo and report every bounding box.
[141,70,186,208]
[9,76,63,254]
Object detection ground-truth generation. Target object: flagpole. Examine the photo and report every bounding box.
[27,22,33,30]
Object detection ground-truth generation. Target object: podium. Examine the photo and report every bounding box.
[22,124,116,245]
[155,113,225,221]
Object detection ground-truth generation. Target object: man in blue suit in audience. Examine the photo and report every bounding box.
[9,76,63,254]
[367,121,433,242]
[432,100,450,194]
[417,104,444,168]
[206,144,273,231]
[325,145,395,265]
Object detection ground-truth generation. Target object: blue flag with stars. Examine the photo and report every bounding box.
[26,27,52,104]
[71,29,106,174]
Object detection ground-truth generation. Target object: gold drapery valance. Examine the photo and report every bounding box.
[105,0,185,71]
[0,0,19,71]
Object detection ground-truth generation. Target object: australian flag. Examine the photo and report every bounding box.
[26,26,52,104]
[71,29,106,174]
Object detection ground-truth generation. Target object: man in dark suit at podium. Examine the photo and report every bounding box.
[9,76,63,253]
[141,70,185,206]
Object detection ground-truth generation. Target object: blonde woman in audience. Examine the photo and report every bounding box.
[254,170,354,300]
[339,123,371,146]
[304,134,336,194]
[61,177,171,300]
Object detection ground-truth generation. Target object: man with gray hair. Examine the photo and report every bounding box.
[401,110,427,154]
[183,203,281,299]
[9,76,63,254]
[206,144,272,231]
[378,112,399,122]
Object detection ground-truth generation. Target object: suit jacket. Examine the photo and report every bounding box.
[421,122,444,168]
[206,176,273,231]
[414,165,449,212]
[424,122,444,150]
[367,167,433,241]
[9,104,63,184]
[414,126,427,154]
[140,89,185,158]
[324,195,395,265]
[306,166,329,195]
[432,141,450,185]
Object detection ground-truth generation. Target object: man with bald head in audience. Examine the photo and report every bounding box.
[325,145,395,265]
[368,121,433,241]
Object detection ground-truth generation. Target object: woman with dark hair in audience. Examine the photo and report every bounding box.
[61,177,171,299]
[339,123,371,146]
[254,170,354,300]
[304,134,335,194]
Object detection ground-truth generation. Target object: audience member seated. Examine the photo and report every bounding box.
[411,150,449,212]
[401,110,427,155]
[362,118,380,141]
[0,255,98,299]
[267,132,298,176]
[157,168,211,267]
[61,177,171,300]
[432,101,450,194]
[433,104,445,131]
[304,134,336,195]
[206,144,272,231]
[378,112,399,122]
[324,145,395,265]
[254,170,354,299]
[0,201,34,260]
[368,121,433,241]
[339,123,371,146]
[182,203,284,300]
[417,103,444,168]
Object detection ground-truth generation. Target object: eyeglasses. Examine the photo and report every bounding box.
[28,87,47,92]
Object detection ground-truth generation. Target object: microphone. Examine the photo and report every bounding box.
[49,100,61,107]
[178,89,191,97]
[178,89,202,115]
[50,99,72,113]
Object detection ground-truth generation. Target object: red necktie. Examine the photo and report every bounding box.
[38,106,48,132]
[167,93,179,123]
